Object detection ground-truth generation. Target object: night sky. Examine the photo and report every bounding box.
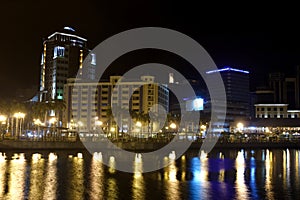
[1,1,300,98]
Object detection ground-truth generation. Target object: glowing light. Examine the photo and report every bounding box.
[136,121,142,127]
[237,122,244,132]
[77,153,83,159]
[199,150,207,160]
[109,156,116,174]
[63,26,75,31]
[169,123,177,129]
[13,112,25,118]
[93,152,103,162]
[206,67,249,74]
[0,115,7,123]
[32,153,42,162]
[48,32,87,41]
[135,153,142,163]
[0,153,6,162]
[48,153,57,162]
[95,120,103,126]
[169,151,176,160]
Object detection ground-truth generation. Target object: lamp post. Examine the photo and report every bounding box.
[13,112,25,140]
[95,118,103,140]
[0,115,7,140]
[33,119,42,140]
[110,127,116,139]
[49,117,57,139]
[136,121,142,139]
[169,122,177,141]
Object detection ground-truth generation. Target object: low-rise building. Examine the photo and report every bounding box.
[63,76,169,134]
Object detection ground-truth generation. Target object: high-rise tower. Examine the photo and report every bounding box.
[39,27,95,102]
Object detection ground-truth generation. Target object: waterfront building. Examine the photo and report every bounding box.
[205,67,250,131]
[254,103,300,119]
[39,27,95,102]
[63,75,169,135]
[266,67,300,109]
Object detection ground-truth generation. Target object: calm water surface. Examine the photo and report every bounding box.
[0,148,299,200]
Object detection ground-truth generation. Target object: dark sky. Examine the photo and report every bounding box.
[1,1,300,98]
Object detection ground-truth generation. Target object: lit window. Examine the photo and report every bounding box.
[53,46,65,58]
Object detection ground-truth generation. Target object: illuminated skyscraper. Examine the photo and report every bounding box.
[39,27,95,102]
[205,67,250,129]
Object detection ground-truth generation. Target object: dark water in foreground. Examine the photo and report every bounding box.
[0,148,299,200]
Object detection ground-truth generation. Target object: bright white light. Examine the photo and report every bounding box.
[169,151,176,160]
[206,67,249,74]
[77,153,83,159]
[136,121,142,127]
[32,153,41,162]
[48,153,57,162]
[63,26,75,31]
[170,123,177,129]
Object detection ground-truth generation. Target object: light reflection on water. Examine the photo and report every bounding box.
[235,150,249,200]
[29,153,44,200]
[132,153,144,200]
[90,153,104,200]
[0,149,299,199]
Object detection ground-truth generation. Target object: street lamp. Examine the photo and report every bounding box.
[13,112,26,139]
[237,122,244,133]
[33,118,42,138]
[136,121,142,139]
[170,122,177,129]
[0,115,7,140]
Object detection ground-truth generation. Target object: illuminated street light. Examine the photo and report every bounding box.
[170,122,177,129]
[0,115,7,124]
[0,115,7,140]
[14,112,25,119]
[13,112,25,139]
[49,117,57,125]
[237,122,244,132]
[136,121,142,127]
[95,120,103,126]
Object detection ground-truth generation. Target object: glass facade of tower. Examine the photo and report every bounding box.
[205,67,250,130]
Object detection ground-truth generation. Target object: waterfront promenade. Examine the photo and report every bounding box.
[1,139,300,151]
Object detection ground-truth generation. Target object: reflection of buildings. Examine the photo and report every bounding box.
[39,27,95,102]
[63,75,169,132]
[205,67,250,130]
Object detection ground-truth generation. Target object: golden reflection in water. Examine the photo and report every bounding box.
[90,153,104,200]
[164,157,180,200]
[235,150,249,200]
[0,153,7,199]
[68,155,84,200]
[132,154,144,200]
[283,149,291,194]
[43,153,57,200]
[296,151,300,187]
[265,149,274,199]
[7,153,26,199]
[199,154,208,182]
[108,156,116,174]
[181,155,186,181]
[29,153,45,200]
[219,169,225,182]
[107,178,118,200]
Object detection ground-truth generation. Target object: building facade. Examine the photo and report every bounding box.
[255,104,300,118]
[39,27,95,102]
[205,67,250,130]
[63,76,169,134]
